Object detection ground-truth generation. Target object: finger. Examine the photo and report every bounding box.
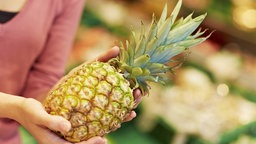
[38,113,71,134]
[27,124,71,144]
[77,136,107,144]
[25,100,71,134]
[123,111,136,122]
[133,89,142,108]
[97,46,120,62]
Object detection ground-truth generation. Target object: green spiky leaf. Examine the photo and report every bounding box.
[113,0,211,93]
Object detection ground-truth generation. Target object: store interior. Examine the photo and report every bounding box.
[21,0,256,143]
[71,0,256,144]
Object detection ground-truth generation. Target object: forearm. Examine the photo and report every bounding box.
[0,92,25,120]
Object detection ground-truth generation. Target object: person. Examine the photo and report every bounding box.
[0,0,142,144]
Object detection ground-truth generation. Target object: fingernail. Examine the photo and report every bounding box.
[61,122,70,132]
[112,46,119,50]
[95,139,105,144]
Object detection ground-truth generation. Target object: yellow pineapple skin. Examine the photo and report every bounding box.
[44,0,209,142]
[44,61,135,142]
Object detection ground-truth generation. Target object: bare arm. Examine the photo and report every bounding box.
[0,92,24,119]
[0,92,106,144]
[0,46,142,144]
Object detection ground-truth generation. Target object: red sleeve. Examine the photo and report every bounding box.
[22,0,85,99]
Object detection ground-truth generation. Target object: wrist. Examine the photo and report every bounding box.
[0,92,26,120]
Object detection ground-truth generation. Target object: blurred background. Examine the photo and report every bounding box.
[22,0,256,144]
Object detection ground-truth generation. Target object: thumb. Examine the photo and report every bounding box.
[84,136,107,144]
[97,46,120,62]
[40,114,71,134]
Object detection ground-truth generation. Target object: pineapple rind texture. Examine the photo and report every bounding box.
[44,61,134,142]
[44,0,210,142]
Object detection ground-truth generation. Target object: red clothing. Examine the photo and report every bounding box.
[0,0,84,143]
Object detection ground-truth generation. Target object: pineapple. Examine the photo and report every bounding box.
[44,0,210,142]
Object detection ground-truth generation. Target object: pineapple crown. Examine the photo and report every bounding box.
[109,0,211,94]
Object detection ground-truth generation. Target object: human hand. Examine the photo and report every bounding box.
[16,98,107,144]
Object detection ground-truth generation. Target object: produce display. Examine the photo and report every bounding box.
[43,0,209,142]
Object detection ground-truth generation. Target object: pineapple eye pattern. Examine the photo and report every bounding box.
[44,0,209,141]
[45,62,134,141]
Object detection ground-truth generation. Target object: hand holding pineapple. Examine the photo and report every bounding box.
[44,0,210,142]
[0,92,107,144]
[0,47,141,144]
